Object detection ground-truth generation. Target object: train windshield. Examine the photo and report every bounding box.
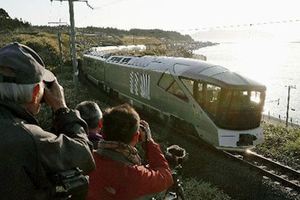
[181,78,265,130]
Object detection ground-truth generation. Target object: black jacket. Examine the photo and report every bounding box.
[0,101,95,200]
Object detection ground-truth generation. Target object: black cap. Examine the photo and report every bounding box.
[0,42,55,84]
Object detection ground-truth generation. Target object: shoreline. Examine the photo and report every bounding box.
[262,114,300,128]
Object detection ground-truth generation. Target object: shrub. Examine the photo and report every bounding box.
[255,124,300,169]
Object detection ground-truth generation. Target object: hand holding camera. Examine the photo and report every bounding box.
[43,79,67,112]
[139,120,153,142]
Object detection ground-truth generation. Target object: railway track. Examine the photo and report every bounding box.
[224,150,300,193]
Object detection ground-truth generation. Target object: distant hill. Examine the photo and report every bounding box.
[34,26,194,43]
[0,8,217,66]
[0,8,30,31]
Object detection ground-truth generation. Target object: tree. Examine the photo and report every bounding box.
[0,8,30,31]
[0,8,10,19]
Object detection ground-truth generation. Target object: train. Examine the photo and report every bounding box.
[80,46,266,150]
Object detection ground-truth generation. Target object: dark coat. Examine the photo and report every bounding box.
[0,101,95,200]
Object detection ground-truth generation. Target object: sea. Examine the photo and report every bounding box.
[194,41,300,125]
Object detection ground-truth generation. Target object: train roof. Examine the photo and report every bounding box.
[84,53,266,90]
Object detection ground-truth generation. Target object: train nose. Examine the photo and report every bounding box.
[237,134,257,146]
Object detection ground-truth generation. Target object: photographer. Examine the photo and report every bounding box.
[88,104,173,200]
[76,101,103,149]
[0,43,95,200]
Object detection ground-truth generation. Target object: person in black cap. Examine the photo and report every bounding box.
[0,42,95,200]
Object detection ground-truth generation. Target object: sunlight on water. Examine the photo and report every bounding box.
[229,41,287,84]
[194,41,300,124]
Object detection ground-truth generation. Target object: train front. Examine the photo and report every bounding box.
[180,64,266,150]
[214,87,266,149]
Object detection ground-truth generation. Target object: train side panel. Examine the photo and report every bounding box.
[82,56,105,82]
[83,58,219,146]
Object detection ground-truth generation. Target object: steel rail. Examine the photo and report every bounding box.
[224,150,300,192]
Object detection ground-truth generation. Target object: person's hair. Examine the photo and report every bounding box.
[76,101,102,129]
[0,82,36,103]
[102,104,140,144]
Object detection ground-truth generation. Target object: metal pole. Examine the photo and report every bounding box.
[51,0,93,88]
[48,20,68,73]
[57,31,63,73]
[68,0,78,89]
[286,86,291,127]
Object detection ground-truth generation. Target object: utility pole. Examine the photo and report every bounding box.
[50,0,93,89]
[48,19,68,73]
[68,0,77,88]
[285,85,296,127]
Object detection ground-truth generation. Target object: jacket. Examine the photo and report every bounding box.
[88,131,103,149]
[87,140,173,200]
[0,101,95,200]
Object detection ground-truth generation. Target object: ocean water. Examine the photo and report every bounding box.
[194,42,300,124]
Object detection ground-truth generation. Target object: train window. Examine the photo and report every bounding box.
[204,84,221,117]
[122,58,131,64]
[181,78,205,105]
[158,72,174,90]
[206,84,221,103]
[181,78,194,94]
[108,57,117,62]
[250,91,261,104]
[114,57,122,63]
[167,82,188,101]
[195,82,205,105]
[215,89,265,130]
[158,73,188,101]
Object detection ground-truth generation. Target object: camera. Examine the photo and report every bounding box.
[138,122,148,142]
[51,167,89,200]
[44,80,55,89]
[165,145,187,168]
[41,80,55,103]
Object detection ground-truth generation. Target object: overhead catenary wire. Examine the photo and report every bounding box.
[173,18,300,33]
[90,0,132,10]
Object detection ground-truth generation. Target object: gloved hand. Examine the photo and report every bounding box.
[139,120,153,142]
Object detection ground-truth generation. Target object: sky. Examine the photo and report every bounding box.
[2,0,300,41]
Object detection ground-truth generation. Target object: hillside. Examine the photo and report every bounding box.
[0,8,218,66]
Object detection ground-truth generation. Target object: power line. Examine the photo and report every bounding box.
[91,0,131,10]
[175,19,300,33]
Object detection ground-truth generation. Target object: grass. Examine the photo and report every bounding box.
[255,123,300,170]
[182,178,231,200]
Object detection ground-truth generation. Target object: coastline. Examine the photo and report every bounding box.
[262,114,300,128]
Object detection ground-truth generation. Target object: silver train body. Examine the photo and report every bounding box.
[82,47,266,150]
